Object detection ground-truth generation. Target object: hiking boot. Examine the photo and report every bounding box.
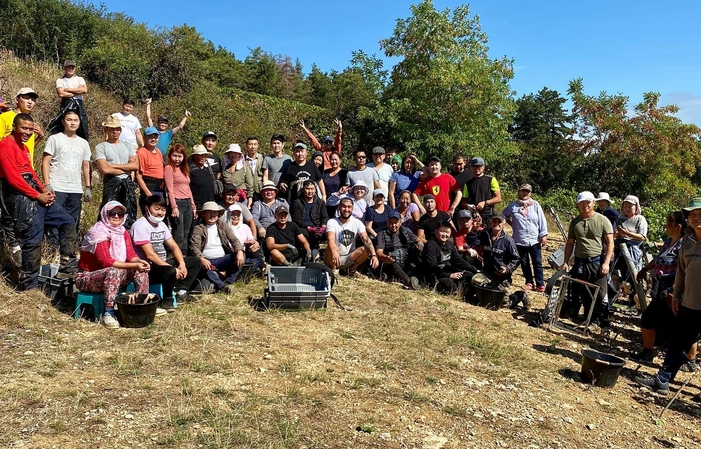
[176,292,194,303]
[161,299,177,312]
[634,374,670,395]
[535,285,546,293]
[631,348,655,362]
[680,359,698,372]
[221,284,235,295]
[155,307,167,317]
[102,312,120,329]
[522,283,534,291]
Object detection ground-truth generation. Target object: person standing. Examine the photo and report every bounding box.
[262,134,292,186]
[460,157,501,221]
[278,142,325,202]
[299,118,342,169]
[0,88,44,164]
[503,184,548,292]
[41,110,91,273]
[413,156,462,214]
[135,127,165,214]
[595,192,619,227]
[55,59,89,139]
[222,144,255,199]
[346,148,380,203]
[164,144,196,254]
[244,137,265,201]
[560,191,614,329]
[145,98,190,158]
[112,99,143,150]
[188,144,220,213]
[368,146,394,199]
[449,154,473,192]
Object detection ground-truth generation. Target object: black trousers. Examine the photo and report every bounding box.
[148,256,201,300]
[660,306,701,382]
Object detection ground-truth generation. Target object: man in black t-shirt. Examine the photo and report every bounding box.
[416,194,453,244]
[278,142,325,203]
[449,153,474,191]
[265,205,312,266]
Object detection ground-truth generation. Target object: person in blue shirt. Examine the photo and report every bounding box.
[595,192,620,227]
[145,98,190,157]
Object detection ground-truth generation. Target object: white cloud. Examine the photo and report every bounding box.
[661,92,701,126]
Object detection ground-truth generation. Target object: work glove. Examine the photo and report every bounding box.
[305,250,313,262]
[316,225,326,236]
[83,187,92,203]
[285,244,298,256]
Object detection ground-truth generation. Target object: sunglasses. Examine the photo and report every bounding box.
[108,211,126,218]
[356,155,367,160]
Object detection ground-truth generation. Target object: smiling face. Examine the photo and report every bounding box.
[202,210,219,225]
[373,193,385,205]
[622,201,636,217]
[12,118,33,143]
[354,152,367,169]
[688,209,701,232]
[231,210,242,225]
[222,190,236,207]
[338,200,353,219]
[203,137,217,151]
[106,207,126,226]
[64,65,76,77]
[435,225,452,243]
[387,217,401,233]
[271,139,284,153]
[122,103,134,115]
[399,191,412,209]
[261,188,277,201]
[352,186,366,200]
[428,160,441,176]
[193,153,206,167]
[145,133,159,149]
[329,153,340,169]
[577,200,593,216]
[147,203,167,223]
[157,121,169,131]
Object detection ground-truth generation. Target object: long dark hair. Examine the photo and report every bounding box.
[401,155,416,175]
[167,144,189,177]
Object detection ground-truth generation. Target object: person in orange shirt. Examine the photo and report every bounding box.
[135,127,165,215]
[299,118,342,170]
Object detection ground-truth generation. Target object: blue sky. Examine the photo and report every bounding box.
[89,0,701,125]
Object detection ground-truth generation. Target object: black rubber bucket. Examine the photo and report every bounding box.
[475,286,507,310]
[115,293,160,328]
[581,349,626,387]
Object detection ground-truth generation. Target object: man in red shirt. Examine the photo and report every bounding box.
[0,114,75,293]
[413,156,462,214]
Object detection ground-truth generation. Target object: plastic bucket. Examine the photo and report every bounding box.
[115,293,159,328]
[581,349,626,387]
[475,286,507,310]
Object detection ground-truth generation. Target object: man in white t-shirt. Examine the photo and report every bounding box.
[112,99,143,149]
[367,146,394,199]
[55,59,89,139]
[325,197,379,275]
[41,110,91,273]
[130,195,201,309]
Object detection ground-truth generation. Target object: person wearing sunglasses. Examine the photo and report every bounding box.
[345,148,380,203]
[75,201,151,329]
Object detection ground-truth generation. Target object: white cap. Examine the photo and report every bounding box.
[229,203,242,212]
[595,192,614,204]
[225,143,242,154]
[576,191,595,203]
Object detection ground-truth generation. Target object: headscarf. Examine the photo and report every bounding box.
[80,201,128,261]
[622,195,642,216]
[517,198,535,217]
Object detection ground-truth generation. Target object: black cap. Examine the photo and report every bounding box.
[428,156,441,163]
[157,116,169,123]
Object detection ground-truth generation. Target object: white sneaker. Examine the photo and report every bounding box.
[155,307,167,317]
[102,313,120,329]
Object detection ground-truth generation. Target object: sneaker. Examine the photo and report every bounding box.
[634,374,669,395]
[631,348,655,362]
[11,249,22,267]
[680,359,697,372]
[535,285,546,293]
[161,299,177,312]
[522,283,534,291]
[102,312,120,329]
[405,276,420,291]
[220,284,235,295]
[155,307,167,317]
[175,292,194,303]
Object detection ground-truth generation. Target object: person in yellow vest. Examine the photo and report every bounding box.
[0,88,44,165]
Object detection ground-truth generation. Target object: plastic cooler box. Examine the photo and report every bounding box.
[264,266,331,309]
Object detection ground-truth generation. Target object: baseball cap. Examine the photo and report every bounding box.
[470,157,485,166]
[202,131,217,140]
[270,133,285,143]
[518,183,532,192]
[490,213,506,223]
[275,205,289,214]
[16,87,38,98]
[293,142,307,150]
[157,116,169,123]
[428,156,441,163]
[457,209,473,219]
[222,184,237,193]
[323,135,334,143]
[388,210,402,220]
[372,189,385,198]
[144,126,159,136]
[576,191,595,203]
[423,194,436,203]
[64,59,76,67]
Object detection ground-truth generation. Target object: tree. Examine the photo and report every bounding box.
[373,0,516,165]
[568,79,701,205]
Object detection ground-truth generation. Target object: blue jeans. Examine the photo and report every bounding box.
[204,254,242,289]
[517,243,544,287]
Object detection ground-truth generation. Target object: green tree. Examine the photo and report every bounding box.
[373,0,516,164]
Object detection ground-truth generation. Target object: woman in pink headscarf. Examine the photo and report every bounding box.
[75,201,150,329]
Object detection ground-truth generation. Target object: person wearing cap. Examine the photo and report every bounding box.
[503,184,548,292]
[244,137,265,200]
[365,188,390,241]
[164,144,196,254]
[453,209,480,262]
[416,194,453,244]
[376,210,421,289]
[266,205,312,266]
[312,151,324,169]
[560,191,614,328]
[0,113,76,295]
[327,180,369,220]
[111,99,143,149]
[325,197,379,274]
[41,109,91,273]
[613,194,648,270]
[299,118,342,169]
[278,141,325,202]
[635,198,701,394]
[0,87,44,165]
[291,180,329,253]
[346,148,380,203]
[413,156,462,214]
[188,144,221,211]
[189,201,246,293]
[449,154,474,192]
[474,214,521,289]
[422,220,478,296]
[220,183,257,241]
[368,146,394,199]
[222,143,255,199]
[251,180,289,239]
[55,59,89,139]
[460,157,501,222]
[95,115,139,228]
[135,126,166,215]
[389,155,422,209]
[132,195,201,307]
[226,202,264,272]
[145,98,190,158]
[595,192,619,227]
[262,134,292,186]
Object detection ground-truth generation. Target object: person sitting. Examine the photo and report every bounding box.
[365,189,390,242]
[251,180,289,239]
[632,211,697,369]
[75,201,151,329]
[475,214,520,289]
[503,183,548,292]
[394,189,421,232]
[416,194,453,244]
[266,205,312,266]
[291,179,329,253]
[227,203,264,272]
[221,184,257,240]
[376,210,421,289]
[453,209,481,264]
[422,220,478,296]
[327,180,369,220]
[131,195,202,308]
[325,197,379,275]
[190,201,247,293]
